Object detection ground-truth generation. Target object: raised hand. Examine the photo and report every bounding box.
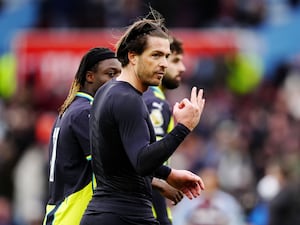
[173,87,205,131]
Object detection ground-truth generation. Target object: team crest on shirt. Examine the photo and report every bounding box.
[149,109,164,127]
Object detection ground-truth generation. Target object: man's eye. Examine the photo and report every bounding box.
[107,71,116,77]
[152,53,161,58]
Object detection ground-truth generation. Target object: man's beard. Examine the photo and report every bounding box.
[161,76,180,89]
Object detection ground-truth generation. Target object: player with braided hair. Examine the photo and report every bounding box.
[43,47,121,225]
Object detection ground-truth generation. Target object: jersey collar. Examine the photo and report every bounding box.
[150,86,166,100]
[76,92,94,103]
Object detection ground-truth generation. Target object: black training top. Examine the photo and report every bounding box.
[87,79,190,220]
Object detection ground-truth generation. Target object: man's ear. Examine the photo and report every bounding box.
[85,71,94,83]
[128,51,137,65]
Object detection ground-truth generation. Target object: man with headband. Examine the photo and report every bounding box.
[80,9,205,225]
[43,47,121,225]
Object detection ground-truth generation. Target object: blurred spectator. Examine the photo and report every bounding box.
[170,133,206,171]
[12,112,55,225]
[248,159,288,225]
[0,196,15,225]
[268,180,300,225]
[38,0,105,28]
[214,120,255,211]
[189,119,255,198]
[4,95,35,159]
[172,166,246,225]
[267,156,300,225]
[35,0,300,29]
[281,69,300,120]
[101,0,145,27]
[0,137,16,201]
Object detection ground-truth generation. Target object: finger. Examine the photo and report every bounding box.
[197,89,204,106]
[172,197,181,205]
[183,184,201,199]
[174,196,180,204]
[187,182,199,198]
[178,98,189,109]
[179,191,184,199]
[190,182,201,198]
[176,192,183,203]
[189,174,205,191]
[181,187,193,200]
[201,99,206,111]
[178,101,185,109]
[173,192,183,205]
[198,178,205,190]
[190,87,197,104]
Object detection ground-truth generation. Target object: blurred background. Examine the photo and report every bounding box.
[1,1,300,225]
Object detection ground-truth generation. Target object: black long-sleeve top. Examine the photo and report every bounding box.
[87,79,190,220]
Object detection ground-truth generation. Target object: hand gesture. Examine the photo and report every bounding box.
[173,87,205,131]
[165,169,205,200]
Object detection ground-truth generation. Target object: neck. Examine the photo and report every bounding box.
[117,66,147,93]
[79,88,94,97]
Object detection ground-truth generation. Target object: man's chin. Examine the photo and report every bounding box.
[150,78,162,87]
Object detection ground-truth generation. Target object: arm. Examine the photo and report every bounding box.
[116,87,205,176]
[116,93,190,176]
[152,178,184,205]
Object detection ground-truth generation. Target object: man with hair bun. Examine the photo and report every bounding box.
[43,47,121,225]
[81,9,206,225]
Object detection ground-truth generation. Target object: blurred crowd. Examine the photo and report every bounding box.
[169,58,300,225]
[36,0,300,28]
[1,1,300,225]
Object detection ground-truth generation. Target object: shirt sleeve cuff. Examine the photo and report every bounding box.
[169,123,190,141]
[154,165,172,180]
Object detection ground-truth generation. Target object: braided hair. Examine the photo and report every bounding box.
[58,47,115,116]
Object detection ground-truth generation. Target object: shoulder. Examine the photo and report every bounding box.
[95,80,140,101]
[93,80,145,117]
[109,80,143,105]
[64,98,91,122]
